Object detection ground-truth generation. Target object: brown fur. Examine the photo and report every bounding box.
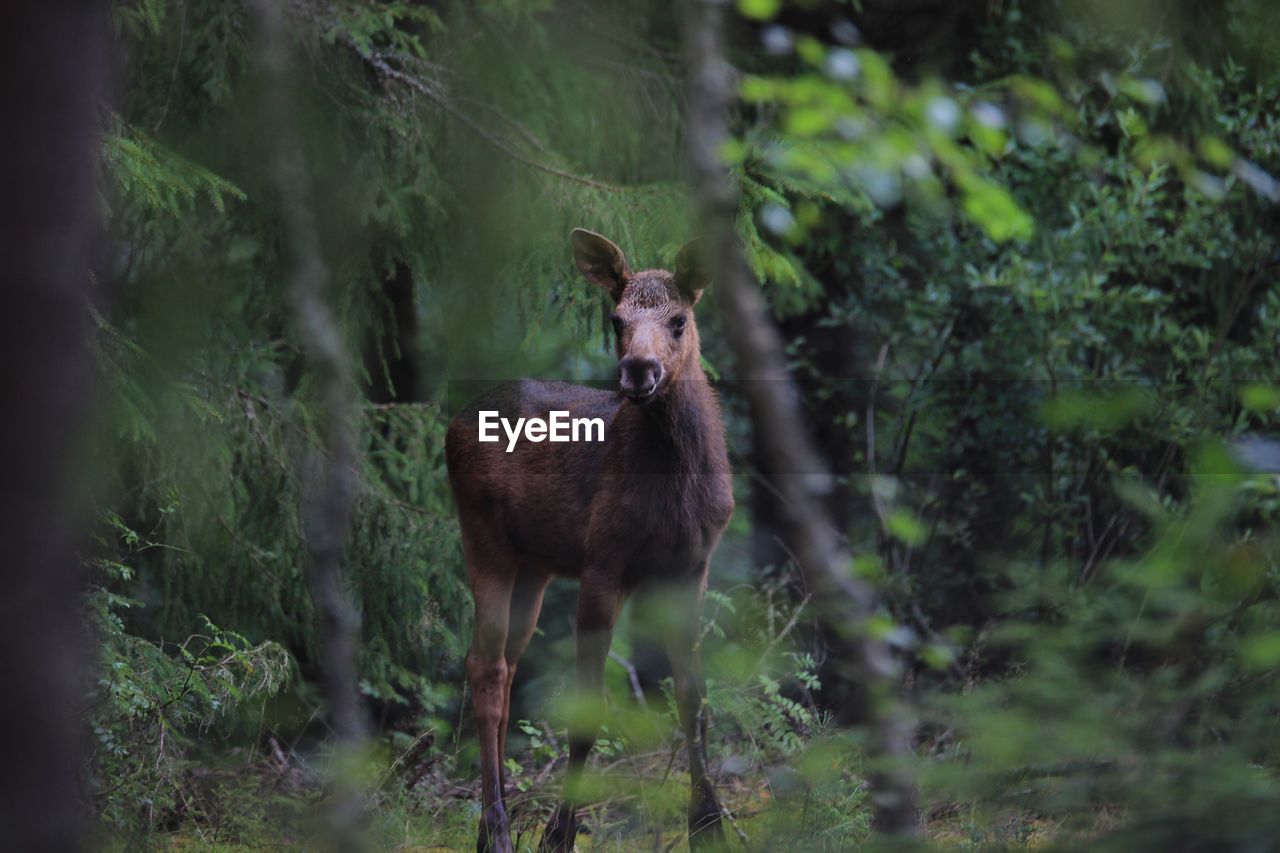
[445,230,733,853]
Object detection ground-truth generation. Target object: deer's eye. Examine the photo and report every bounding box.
[610,314,624,337]
[670,314,687,338]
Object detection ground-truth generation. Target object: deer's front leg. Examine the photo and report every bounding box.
[467,574,515,853]
[540,570,622,853]
[665,582,725,848]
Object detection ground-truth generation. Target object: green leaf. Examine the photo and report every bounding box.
[1241,385,1280,412]
[885,510,926,546]
[1238,633,1280,670]
[737,0,781,20]
[1043,388,1154,430]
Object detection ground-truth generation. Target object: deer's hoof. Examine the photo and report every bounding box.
[688,782,725,848]
[477,809,514,853]
[688,812,725,849]
[539,803,578,852]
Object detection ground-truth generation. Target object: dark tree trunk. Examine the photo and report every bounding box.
[749,295,878,723]
[751,291,871,574]
[0,2,107,848]
[682,0,918,835]
[364,259,424,404]
[774,305,880,721]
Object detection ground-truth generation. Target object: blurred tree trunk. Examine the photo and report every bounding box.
[751,296,879,721]
[751,302,868,578]
[682,0,918,835]
[0,2,106,848]
[254,2,366,848]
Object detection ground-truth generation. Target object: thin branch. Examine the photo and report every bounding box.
[608,651,650,709]
[363,51,635,194]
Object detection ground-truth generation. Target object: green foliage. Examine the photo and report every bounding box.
[322,1,442,59]
[114,0,167,38]
[88,550,290,832]
[93,0,697,840]
[103,120,246,218]
[928,445,1280,849]
[736,42,1043,256]
[91,0,1280,848]
[701,586,824,762]
[97,0,677,721]
[730,0,1280,847]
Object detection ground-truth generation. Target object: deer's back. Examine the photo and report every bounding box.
[445,379,622,573]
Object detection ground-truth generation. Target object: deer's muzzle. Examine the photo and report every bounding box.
[619,356,662,401]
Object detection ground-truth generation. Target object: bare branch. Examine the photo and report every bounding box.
[362,51,634,194]
[608,651,650,709]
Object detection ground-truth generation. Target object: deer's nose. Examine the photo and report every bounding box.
[619,356,662,400]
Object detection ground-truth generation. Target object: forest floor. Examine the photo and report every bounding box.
[101,736,1076,851]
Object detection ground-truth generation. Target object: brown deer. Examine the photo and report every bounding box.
[445,229,734,852]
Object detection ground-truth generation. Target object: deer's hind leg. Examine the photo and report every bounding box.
[663,577,725,848]
[500,570,551,771]
[464,530,519,853]
[541,567,624,852]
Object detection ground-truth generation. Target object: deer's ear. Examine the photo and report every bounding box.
[571,229,630,302]
[674,239,710,304]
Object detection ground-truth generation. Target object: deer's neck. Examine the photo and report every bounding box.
[616,360,726,477]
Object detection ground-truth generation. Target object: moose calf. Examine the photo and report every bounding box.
[445,229,734,852]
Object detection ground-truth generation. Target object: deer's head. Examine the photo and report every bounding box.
[571,229,709,404]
